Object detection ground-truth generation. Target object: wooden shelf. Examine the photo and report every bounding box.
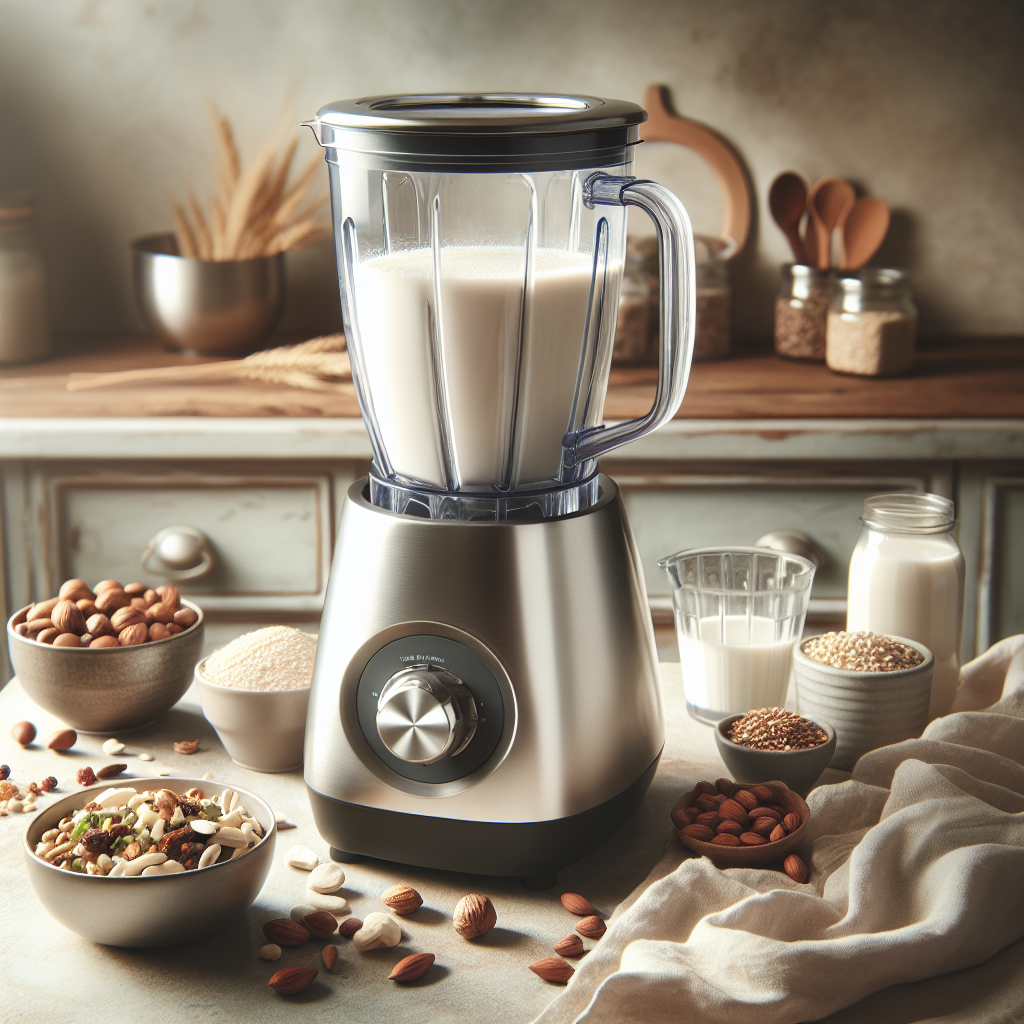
[0,336,1019,420]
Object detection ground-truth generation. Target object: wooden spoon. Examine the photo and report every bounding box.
[806,178,856,269]
[841,196,890,271]
[768,172,809,263]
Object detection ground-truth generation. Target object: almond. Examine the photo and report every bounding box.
[529,958,574,984]
[53,632,82,647]
[51,600,87,635]
[740,831,767,845]
[389,953,434,982]
[695,780,716,795]
[553,934,585,958]
[714,777,733,796]
[681,823,714,841]
[174,607,198,628]
[749,806,781,822]
[695,793,719,812]
[263,919,312,946]
[670,807,691,830]
[695,810,720,825]
[321,944,338,970]
[784,854,809,883]
[712,833,741,846]
[381,884,422,915]
[302,911,339,938]
[90,636,120,648]
[575,915,605,939]
[37,628,61,644]
[123,582,146,596]
[96,763,127,780]
[143,588,159,605]
[24,618,53,635]
[783,812,802,833]
[769,824,787,843]
[732,788,758,810]
[94,580,122,594]
[453,893,496,939]
[753,817,777,836]
[27,597,60,621]
[719,798,750,826]
[752,785,776,802]
[338,917,362,939]
[268,967,317,995]
[716,820,744,836]
[94,588,131,614]
[46,728,77,751]
[59,578,93,601]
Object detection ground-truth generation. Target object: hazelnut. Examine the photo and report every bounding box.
[46,729,77,751]
[173,607,198,628]
[86,613,114,637]
[118,623,149,647]
[453,894,496,939]
[51,600,87,635]
[148,602,176,625]
[58,578,94,602]
[10,721,36,746]
[149,622,171,641]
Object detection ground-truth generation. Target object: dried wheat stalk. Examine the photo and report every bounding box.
[65,335,350,392]
[171,105,327,262]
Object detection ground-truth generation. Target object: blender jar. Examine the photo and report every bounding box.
[305,94,696,520]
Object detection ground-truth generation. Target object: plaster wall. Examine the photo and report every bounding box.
[0,0,1020,341]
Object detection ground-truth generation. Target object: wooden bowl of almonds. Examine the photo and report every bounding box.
[672,779,810,869]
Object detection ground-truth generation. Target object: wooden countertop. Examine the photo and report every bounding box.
[0,336,1020,420]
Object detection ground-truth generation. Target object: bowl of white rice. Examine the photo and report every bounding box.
[196,626,316,773]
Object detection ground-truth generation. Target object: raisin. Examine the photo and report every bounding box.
[40,776,58,792]
[81,828,111,853]
[77,768,97,787]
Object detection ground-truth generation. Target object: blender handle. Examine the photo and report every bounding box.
[566,173,696,470]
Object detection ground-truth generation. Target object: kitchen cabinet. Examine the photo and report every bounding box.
[1,337,1021,681]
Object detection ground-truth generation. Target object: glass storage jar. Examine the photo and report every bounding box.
[0,193,49,366]
[693,236,732,361]
[613,242,654,364]
[774,264,832,361]
[846,492,965,720]
[826,268,917,376]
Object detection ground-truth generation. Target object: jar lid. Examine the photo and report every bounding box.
[305,93,645,172]
[861,492,954,534]
[839,267,909,292]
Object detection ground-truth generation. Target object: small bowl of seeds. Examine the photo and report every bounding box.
[794,631,933,771]
[714,707,837,795]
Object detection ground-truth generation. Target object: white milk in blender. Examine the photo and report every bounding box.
[847,530,965,719]
[353,246,599,490]
[676,615,796,716]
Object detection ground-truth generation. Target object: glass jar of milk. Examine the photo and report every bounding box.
[847,493,965,719]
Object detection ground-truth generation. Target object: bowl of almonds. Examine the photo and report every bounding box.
[7,578,204,733]
[672,778,810,871]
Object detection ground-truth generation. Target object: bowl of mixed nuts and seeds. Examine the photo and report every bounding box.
[714,707,837,795]
[23,778,275,946]
[7,578,204,733]
[794,631,933,771]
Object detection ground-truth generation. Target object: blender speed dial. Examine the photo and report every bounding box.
[375,665,479,765]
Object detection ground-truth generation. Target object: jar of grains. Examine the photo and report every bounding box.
[826,268,917,376]
[613,242,655,364]
[774,264,833,361]
[693,236,732,361]
[846,493,965,720]
[0,192,50,366]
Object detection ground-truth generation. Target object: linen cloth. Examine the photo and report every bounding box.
[535,637,1024,1024]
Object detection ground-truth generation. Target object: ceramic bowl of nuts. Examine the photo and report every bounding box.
[714,707,838,795]
[672,778,810,869]
[794,631,933,771]
[7,578,204,733]
[23,777,275,947]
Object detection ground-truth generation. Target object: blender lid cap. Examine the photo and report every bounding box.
[305,93,646,172]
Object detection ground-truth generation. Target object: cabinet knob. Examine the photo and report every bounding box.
[755,530,826,569]
[141,525,216,581]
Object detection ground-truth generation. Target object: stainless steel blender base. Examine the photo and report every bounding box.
[304,474,664,877]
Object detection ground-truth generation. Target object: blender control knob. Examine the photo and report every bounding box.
[376,665,479,765]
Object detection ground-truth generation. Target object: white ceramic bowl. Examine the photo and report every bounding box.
[196,656,309,773]
[794,634,933,771]
[23,777,276,947]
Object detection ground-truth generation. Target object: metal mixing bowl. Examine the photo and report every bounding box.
[7,600,205,733]
[23,777,275,947]
[132,234,285,355]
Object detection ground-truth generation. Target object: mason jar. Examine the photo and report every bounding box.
[774,264,832,361]
[827,268,917,376]
[846,492,965,720]
[693,236,731,361]
[0,193,49,366]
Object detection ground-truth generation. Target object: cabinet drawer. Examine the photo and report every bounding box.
[43,471,334,614]
[605,460,953,604]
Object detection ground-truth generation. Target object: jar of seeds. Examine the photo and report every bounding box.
[774,264,833,361]
[827,268,917,376]
[693,236,732,361]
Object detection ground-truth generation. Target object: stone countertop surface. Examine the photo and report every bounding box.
[0,664,1018,1024]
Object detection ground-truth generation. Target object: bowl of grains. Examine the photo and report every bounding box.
[714,707,837,795]
[196,626,316,773]
[23,777,275,946]
[794,631,933,771]
[671,777,811,870]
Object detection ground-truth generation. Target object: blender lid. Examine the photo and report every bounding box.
[305,93,646,172]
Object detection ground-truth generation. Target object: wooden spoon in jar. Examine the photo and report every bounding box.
[807,178,856,269]
[769,172,809,263]
[841,196,890,271]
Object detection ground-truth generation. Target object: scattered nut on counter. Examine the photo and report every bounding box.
[259,943,282,961]
[307,861,345,893]
[263,919,311,946]
[381,883,422,915]
[302,910,339,937]
[268,967,318,995]
[338,917,362,939]
[284,845,319,871]
[10,721,36,746]
[352,912,402,951]
[575,915,606,939]
[173,740,201,755]
[290,903,316,924]
[560,892,596,916]
[321,944,339,970]
[102,739,125,755]
[46,729,77,751]
[529,958,574,984]
[554,934,585,958]
[389,953,435,982]
[453,893,497,940]
[96,764,127,780]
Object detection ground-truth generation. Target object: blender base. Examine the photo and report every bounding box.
[307,754,659,880]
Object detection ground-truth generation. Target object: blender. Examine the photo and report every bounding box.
[303,94,695,881]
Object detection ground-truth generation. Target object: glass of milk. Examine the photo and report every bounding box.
[659,547,816,725]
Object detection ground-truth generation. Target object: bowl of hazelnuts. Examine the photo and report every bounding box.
[7,577,204,733]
